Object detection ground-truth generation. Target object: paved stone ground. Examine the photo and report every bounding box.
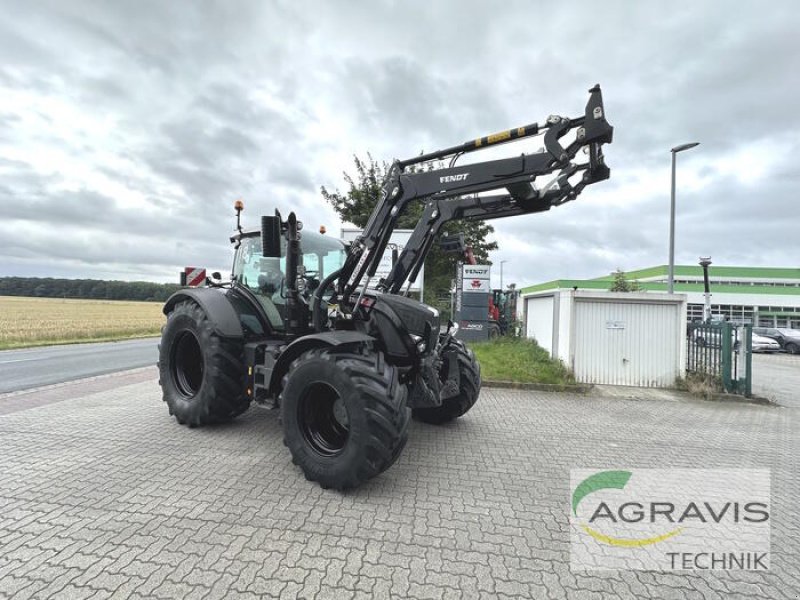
[752,353,800,408]
[0,369,797,599]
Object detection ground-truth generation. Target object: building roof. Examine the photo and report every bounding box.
[586,265,800,282]
[520,265,800,296]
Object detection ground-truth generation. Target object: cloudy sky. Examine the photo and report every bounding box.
[1,1,798,289]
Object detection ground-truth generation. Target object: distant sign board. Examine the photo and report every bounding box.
[340,228,423,293]
[462,264,491,293]
[457,263,491,342]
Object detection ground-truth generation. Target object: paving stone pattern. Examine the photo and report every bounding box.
[752,353,800,409]
[0,370,797,599]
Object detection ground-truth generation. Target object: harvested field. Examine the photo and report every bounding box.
[0,296,164,349]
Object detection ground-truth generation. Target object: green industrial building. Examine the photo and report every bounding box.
[520,265,800,328]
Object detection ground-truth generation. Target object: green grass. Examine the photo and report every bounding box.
[470,336,575,384]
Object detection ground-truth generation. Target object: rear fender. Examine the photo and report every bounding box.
[163,288,243,338]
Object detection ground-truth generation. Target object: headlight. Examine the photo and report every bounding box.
[410,334,426,352]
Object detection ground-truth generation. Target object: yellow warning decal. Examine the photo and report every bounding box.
[487,130,512,144]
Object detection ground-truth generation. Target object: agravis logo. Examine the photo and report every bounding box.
[569,469,771,571]
[572,470,683,547]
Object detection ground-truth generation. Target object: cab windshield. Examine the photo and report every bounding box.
[232,231,347,329]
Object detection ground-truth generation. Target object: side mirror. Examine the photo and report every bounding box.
[261,211,282,258]
[211,272,221,280]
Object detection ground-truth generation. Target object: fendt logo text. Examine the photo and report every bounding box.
[440,173,469,183]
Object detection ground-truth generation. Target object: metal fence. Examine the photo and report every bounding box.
[686,322,752,396]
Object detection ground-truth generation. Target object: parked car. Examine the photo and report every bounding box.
[692,327,721,348]
[692,327,738,349]
[753,327,800,354]
[751,333,781,353]
[692,327,778,353]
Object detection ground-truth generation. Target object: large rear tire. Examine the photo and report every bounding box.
[413,338,481,424]
[280,346,410,490]
[159,301,250,426]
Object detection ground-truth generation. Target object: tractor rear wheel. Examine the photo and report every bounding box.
[159,301,250,426]
[413,338,481,424]
[279,346,410,490]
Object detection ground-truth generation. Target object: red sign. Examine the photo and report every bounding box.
[184,267,206,287]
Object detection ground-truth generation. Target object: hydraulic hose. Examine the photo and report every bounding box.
[311,268,342,332]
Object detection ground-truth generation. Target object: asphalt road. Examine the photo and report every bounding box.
[0,338,158,393]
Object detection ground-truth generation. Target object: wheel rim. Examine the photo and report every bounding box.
[298,382,349,457]
[172,331,204,398]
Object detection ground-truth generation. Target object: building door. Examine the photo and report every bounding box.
[525,296,555,354]
[573,299,682,387]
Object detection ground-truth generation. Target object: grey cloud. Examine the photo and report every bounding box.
[332,55,510,157]
[1,1,799,284]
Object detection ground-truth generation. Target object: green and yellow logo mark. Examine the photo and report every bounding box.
[572,470,682,547]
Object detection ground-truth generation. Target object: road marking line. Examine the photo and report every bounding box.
[0,357,43,364]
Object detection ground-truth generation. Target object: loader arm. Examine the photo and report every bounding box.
[336,84,613,303]
[383,160,599,293]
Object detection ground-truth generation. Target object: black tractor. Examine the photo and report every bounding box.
[159,86,613,489]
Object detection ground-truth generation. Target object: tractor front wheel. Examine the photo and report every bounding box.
[159,301,250,426]
[280,347,410,490]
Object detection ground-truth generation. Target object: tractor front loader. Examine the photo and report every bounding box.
[158,85,613,489]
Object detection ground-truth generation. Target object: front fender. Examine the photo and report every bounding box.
[163,288,243,338]
[269,331,375,395]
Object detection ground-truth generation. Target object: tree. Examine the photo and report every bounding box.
[609,269,641,292]
[321,154,498,317]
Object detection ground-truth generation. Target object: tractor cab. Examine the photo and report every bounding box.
[230,229,347,331]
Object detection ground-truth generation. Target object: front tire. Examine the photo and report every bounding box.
[413,338,481,424]
[159,301,250,426]
[280,347,410,490]
[785,342,799,355]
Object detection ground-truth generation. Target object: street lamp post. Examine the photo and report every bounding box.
[668,142,700,293]
[500,260,507,290]
[699,257,712,322]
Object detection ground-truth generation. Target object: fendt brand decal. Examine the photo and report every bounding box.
[463,266,489,277]
[439,173,469,184]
